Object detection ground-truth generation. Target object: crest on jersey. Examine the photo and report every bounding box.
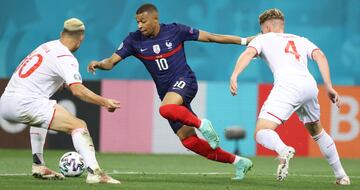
[165,40,172,49]
[153,44,161,54]
[73,74,82,81]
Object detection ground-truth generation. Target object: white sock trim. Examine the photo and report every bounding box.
[71,127,87,135]
[232,156,241,164]
[312,129,325,141]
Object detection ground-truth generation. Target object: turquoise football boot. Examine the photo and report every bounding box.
[232,157,253,180]
[198,119,220,149]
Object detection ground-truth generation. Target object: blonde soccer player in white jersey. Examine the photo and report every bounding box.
[0,18,121,184]
[229,9,350,185]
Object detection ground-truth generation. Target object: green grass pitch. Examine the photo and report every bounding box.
[0,149,358,190]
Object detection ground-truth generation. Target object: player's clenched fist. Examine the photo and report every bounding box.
[104,98,121,112]
[326,87,341,108]
[230,75,238,96]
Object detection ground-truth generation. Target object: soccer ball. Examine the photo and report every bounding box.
[59,151,86,177]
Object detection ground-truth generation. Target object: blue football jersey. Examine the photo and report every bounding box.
[115,23,199,97]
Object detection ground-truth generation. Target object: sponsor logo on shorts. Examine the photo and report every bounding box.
[189,28,194,34]
[117,42,124,50]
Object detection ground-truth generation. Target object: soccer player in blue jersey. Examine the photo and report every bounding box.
[88,3,252,180]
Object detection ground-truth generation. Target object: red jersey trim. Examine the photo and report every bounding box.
[136,43,183,60]
[267,112,283,123]
[68,82,82,86]
[47,108,56,129]
[311,48,320,60]
[247,46,259,56]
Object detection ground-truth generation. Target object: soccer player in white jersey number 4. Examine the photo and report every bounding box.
[230,9,350,185]
[0,18,121,184]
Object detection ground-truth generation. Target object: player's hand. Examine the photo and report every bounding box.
[230,75,238,96]
[326,87,341,108]
[87,61,100,74]
[104,98,121,112]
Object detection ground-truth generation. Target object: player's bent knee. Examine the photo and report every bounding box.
[159,105,170,118]
[255,125,271,134]
[159,105,172,118]
[67,119,87,134]
[255,119,279,133]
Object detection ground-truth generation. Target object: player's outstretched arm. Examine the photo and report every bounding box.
[198,30,253,46]
[312,49,341,107]
[69,83,120,112]
[230,47,257,96]
[88,53,122,74]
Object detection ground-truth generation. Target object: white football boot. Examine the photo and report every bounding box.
[335,176,351,185]
[86,168,121,184]
[32,164,65,180]
[276,146,295,181]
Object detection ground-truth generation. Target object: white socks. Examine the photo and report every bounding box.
[30,126,101,171]
[30,127,47,165]
[312,129,346,178]
[256,128,347,179]
[256,129,287,155]
[71,128,99,170]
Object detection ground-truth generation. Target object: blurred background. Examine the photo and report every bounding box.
[0,0,359,159]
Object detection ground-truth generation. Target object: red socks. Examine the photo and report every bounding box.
[181,135,236,163]
[159,104,201,128]
[160,105,235,164]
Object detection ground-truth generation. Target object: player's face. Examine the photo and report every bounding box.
[136,12,158,37]
[72,33,85,52]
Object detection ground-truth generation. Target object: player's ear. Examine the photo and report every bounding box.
[152,12,159,22]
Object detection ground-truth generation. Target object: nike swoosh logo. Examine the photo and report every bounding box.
[140,48,147,52]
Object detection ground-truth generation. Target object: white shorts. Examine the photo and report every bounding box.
[0,94,56,129]
[258,77,320,125]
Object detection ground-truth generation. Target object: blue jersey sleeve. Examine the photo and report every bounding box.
[115,35,135,59]
[176,23,199,41]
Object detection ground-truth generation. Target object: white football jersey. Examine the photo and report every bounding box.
[248,32,319,83]
[3,40,82,98]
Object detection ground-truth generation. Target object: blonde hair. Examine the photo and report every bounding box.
[64,18,85,31]
[259,8,284,25]
[62,18,85,39]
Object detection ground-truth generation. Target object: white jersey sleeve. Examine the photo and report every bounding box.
[302,37,319,60]
[53,55,82,85]
[248,35,265,56]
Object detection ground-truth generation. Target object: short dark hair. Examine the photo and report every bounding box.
[136,3,158,14]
